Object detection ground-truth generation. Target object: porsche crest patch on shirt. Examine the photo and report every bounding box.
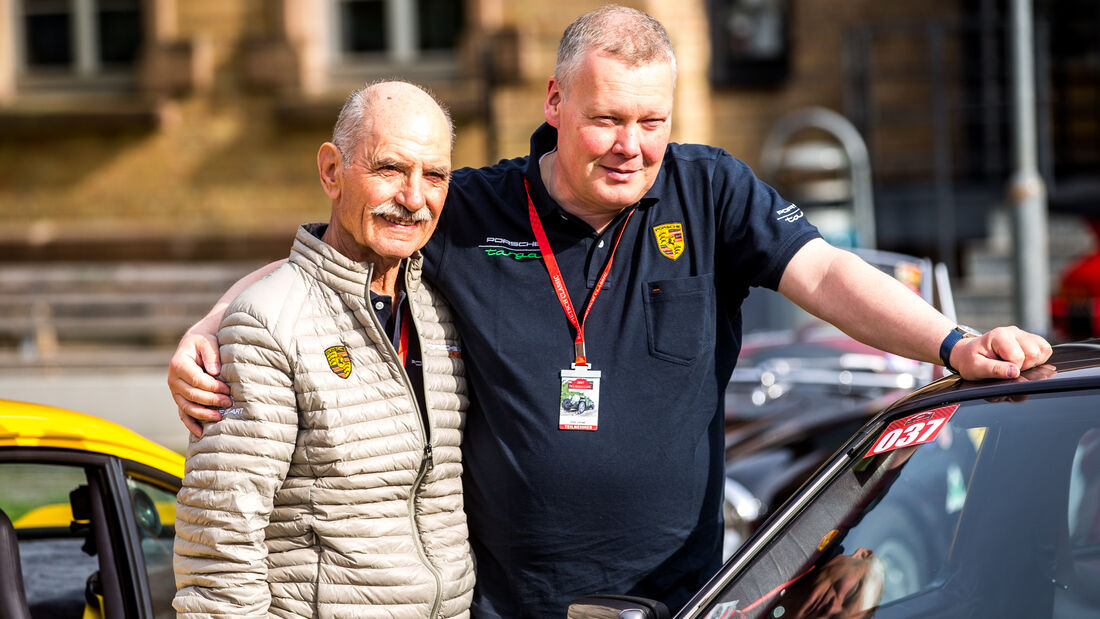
[652,222,685,260]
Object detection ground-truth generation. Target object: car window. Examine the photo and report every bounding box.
[127,475,178,619]
[0,461,100,618]
[706,391,1100,619]
[1067,429,1100,612]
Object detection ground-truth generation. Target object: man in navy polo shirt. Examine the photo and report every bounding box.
[168,6,1052,617]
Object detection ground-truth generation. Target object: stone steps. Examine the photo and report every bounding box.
[953,211,1095,333]
[0,261,263,367]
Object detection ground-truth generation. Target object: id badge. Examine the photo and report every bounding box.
[559,364,601,431]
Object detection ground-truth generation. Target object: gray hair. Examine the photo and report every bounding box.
[555,5,677,89]
[331,79,454,164]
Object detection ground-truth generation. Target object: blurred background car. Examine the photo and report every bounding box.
[0,400,182,619]
[573,339,1100,619]
[722,248,955,556]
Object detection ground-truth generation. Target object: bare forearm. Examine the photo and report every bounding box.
[779,240,953,364]
[778,239,1051,379]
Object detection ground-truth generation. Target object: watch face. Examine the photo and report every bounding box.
[957,325,982,337]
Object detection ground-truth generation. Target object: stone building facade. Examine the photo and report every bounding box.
[0,0,1091,263]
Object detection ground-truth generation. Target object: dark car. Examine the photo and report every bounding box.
[571,340,1100,619]
[562,394,595,413]
[722,249,950,555]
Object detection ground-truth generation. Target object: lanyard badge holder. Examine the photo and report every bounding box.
[526,179,632,431]
[559,345,602,431]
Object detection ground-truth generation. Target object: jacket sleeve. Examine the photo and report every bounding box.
[172,304,298,618]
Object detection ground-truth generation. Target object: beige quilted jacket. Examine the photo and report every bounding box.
[173,223,473,618]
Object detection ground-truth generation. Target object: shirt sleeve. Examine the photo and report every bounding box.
[713,151,821,291]
[172,305,298,618]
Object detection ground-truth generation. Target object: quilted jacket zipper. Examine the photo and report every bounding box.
[395,266,444,618]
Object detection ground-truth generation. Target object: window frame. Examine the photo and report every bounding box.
[706,0,791,88]
[324,0,463,83]
[13,0,143,92]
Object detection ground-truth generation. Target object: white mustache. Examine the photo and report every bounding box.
[370,202,433,223]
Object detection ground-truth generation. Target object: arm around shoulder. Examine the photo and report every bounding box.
[172,302,298,617]
[168,259,287,436]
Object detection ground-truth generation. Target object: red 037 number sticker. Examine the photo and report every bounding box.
[864,404,960,458]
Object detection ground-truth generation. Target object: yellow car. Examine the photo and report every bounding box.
[0,400,183,619]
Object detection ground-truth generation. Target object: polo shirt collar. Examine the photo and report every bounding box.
[523,123,562,219]
[524,123,660,224]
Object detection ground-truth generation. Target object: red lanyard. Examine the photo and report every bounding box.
[734,564,817,616]
[525,178,634,367]
[397,301,411,366]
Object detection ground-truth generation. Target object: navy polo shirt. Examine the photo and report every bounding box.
[421,124,819,618]
[368,287,425,414]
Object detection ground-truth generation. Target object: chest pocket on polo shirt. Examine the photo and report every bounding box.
[642,273,715,365]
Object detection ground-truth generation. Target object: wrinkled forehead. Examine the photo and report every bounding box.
[359,107,452,163]
[370,107,449,140]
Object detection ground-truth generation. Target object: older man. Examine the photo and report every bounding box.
[168,7,1051,617]
[171,81,474,618]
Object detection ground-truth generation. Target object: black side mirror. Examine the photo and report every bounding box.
[567,595,670,619]
[68,485,97,557]
[130,488,162,537]
[70,485,92,522]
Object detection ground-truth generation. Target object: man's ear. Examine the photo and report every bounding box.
[318,142,342,200]
[544,76,563,128]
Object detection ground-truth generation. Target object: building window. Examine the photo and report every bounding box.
[17,0,142,88]
[329,0,464,79]
[708,0,790,88]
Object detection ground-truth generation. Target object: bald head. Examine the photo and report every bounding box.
[317,80,453,274]
[331,80,454,165]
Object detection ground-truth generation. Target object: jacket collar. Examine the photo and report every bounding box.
[290,223,423,297]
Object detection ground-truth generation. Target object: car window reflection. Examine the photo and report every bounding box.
[710,391,1100,618]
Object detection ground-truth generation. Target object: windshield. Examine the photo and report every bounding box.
[706,389,1100,618]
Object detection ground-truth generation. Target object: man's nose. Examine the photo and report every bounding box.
[612,124,641,158]
[395,173,427,211]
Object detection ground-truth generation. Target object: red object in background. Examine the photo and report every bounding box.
[1052,218,1100,341]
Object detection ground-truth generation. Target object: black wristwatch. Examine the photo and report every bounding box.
[939,325,982,374]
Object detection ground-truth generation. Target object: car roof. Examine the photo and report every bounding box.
[878,339,1100,418]
[0,399,184,478]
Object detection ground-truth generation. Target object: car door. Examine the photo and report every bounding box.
[0,449,181,619]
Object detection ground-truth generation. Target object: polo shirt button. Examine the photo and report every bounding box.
[374,301,385,310]
[598,240,605,248]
